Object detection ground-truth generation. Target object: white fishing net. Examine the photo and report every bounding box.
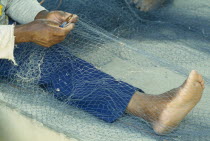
[0,0,210,140]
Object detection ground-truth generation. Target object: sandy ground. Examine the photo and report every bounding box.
[0,101,77,141]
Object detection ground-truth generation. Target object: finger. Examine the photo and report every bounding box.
[40,40,59,47]
[61,12,78,23]
[36,41,51,47]
[68,14,79,23]
[35,36,57,47]
[58,11,74,22]
[50,22,75,36]
[62,23,75,34]
[45,20,61,27]
[36,36,64,47]
[52,36,66,42]
[47,22,68,36]
[35,39,52,47]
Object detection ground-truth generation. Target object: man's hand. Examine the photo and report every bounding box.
[35,10,78,25]
[14,19,75,47]
[14,10,79,47]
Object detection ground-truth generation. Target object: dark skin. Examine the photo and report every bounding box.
[14,10,79,47]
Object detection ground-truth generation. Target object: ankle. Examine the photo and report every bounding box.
[126,91,147,116]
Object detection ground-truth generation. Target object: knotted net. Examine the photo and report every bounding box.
[0,0,210,140]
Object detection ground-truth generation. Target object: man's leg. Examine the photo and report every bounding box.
[41,47,204,134]
[38,46,142,123]
[126,70,204,134]
[0,45,204,135]
[0,45,140,123]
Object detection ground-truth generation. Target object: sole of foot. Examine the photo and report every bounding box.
[153,70,204,134]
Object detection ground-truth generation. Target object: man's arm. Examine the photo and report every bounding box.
[14,25,31,44]
[0,19,75,64]
[35,10,49,20]
[14,19,75,46]
[1,0,78,64]
[5,0,46,24]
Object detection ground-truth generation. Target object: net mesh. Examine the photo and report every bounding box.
[0,0,210,140]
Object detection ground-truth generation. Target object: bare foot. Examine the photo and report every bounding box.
[132,0,166,12]
[127,70,204,134]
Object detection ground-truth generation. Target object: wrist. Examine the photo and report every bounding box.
[14,24,32,44]
[35,10,49,20]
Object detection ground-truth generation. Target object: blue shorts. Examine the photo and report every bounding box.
[0,44,143,123]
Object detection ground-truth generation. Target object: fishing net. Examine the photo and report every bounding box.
[0,0,210,140]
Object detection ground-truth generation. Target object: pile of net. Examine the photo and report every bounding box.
[0,0,210,140]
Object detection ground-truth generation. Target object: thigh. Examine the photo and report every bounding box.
[0,43,142,122]
[40,46,140,122]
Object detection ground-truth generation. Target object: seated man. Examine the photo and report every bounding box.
[0,0,204,135]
